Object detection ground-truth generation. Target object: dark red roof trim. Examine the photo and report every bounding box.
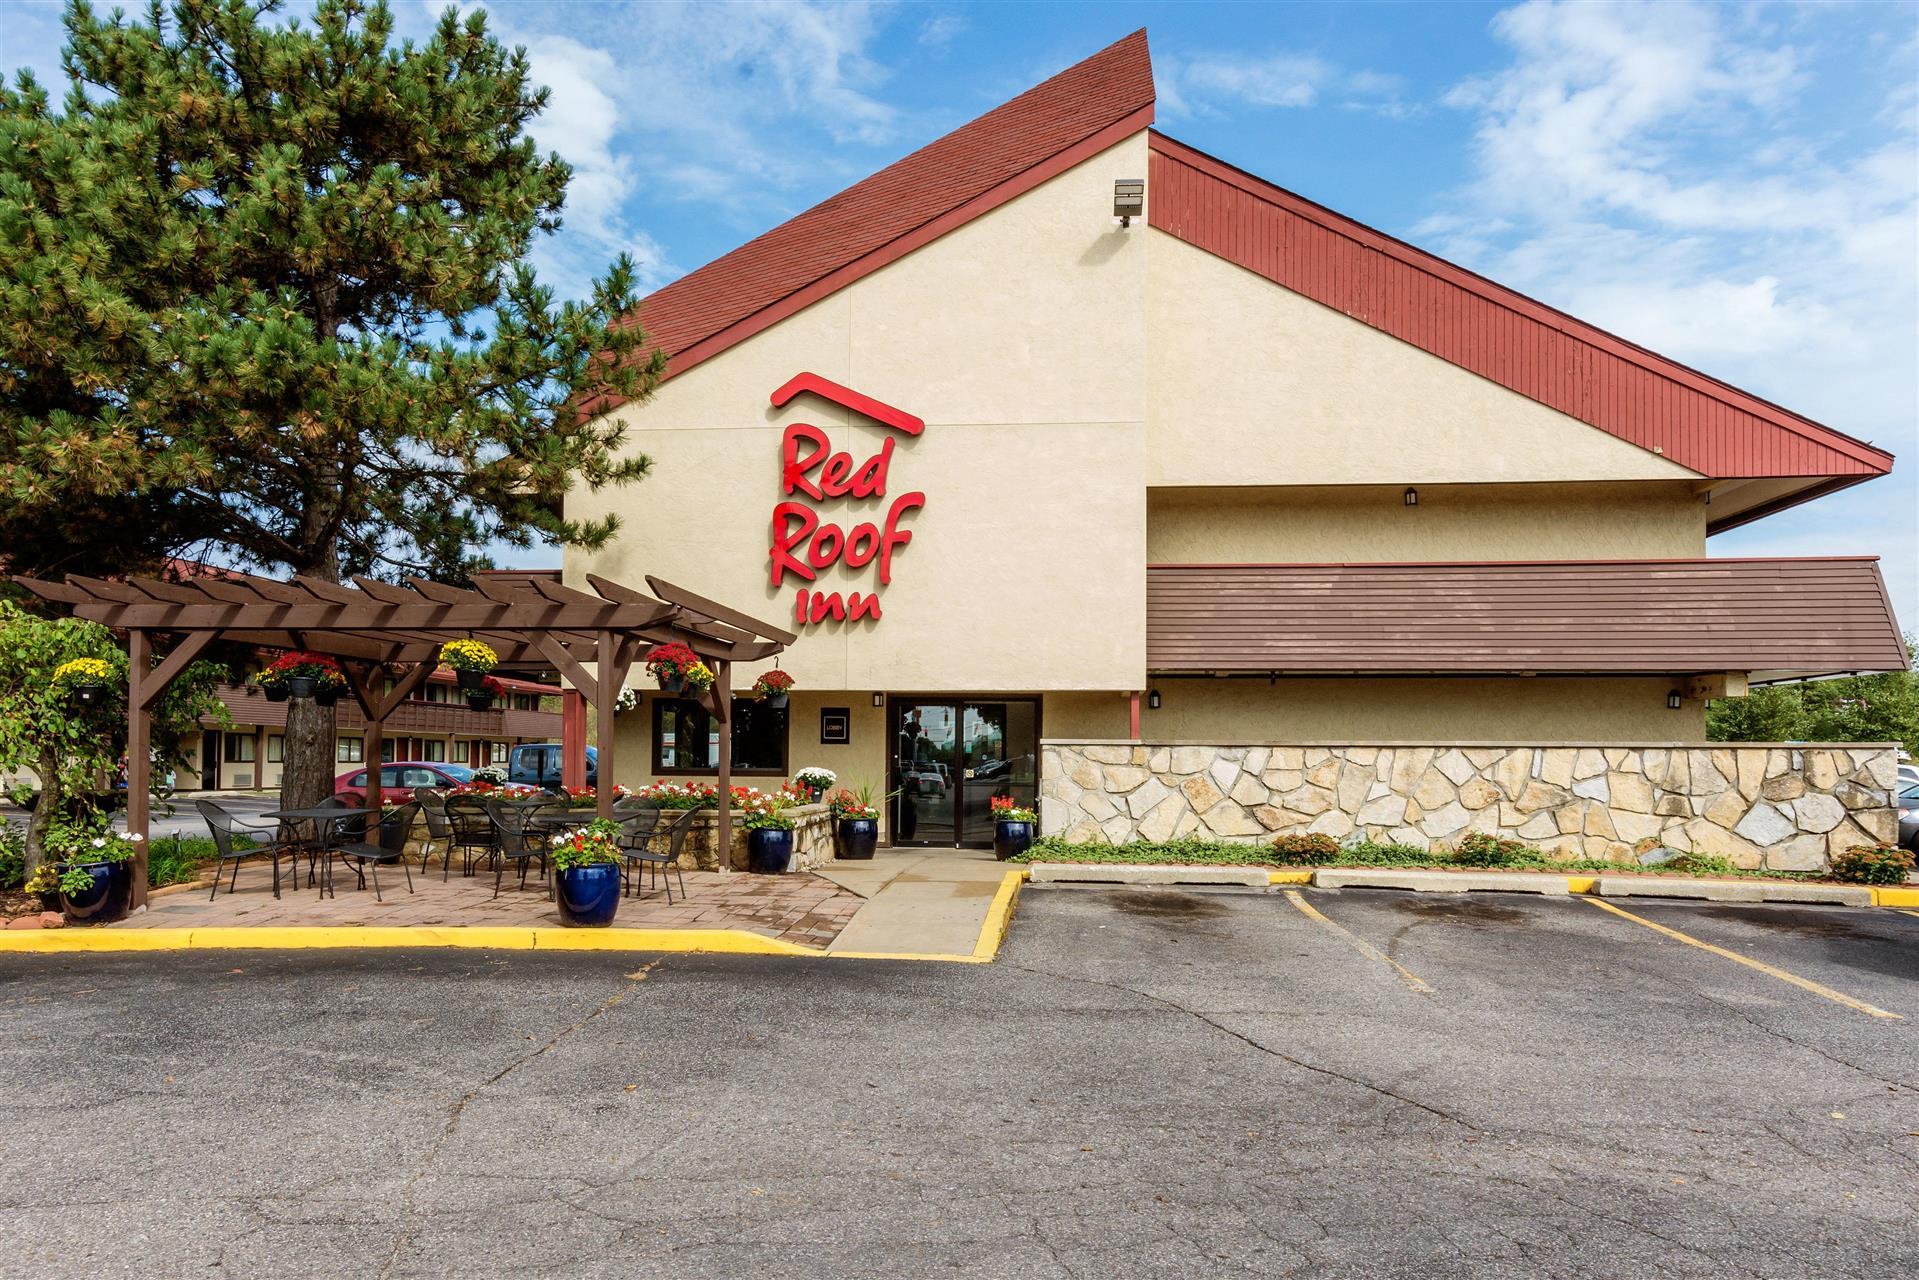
[1146,132,1894,488]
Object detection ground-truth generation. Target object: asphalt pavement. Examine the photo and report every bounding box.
[0,885,1913,1278]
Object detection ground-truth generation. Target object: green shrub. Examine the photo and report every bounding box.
[1017,836,1275,866]
[1450,831,1538,867]
[1830,844,1914,886]
[144,835,234,888]
[1664,851,1739,878]
[1338,840,1441,867]
[1268,832,1340,865]
[0,821,23,889]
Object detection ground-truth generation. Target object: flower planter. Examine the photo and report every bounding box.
[837,817,878,861]
[312,685,339,707]
[554,862,622,928]
[657,673,687,696]
[60,860,133,925]
[746,828,794,874]
[283,675,318,699]
[762,693,789,711]
[262,684,289,703]
[68,683,109,709]
[455,668,487,693]
[993,819,1034,862]
[465,692,496,711]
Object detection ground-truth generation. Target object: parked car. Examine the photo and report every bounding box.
[1899,782,1919,853]
[1897,762,1918,791]
[334,762,473,804]
[507,743,597,789]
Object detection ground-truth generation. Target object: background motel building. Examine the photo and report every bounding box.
[564,31,1907,856]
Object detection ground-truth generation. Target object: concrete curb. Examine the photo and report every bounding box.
[1027,862,1270,887]
[0,868,1036,965]
[1312,868,1573,895]
[1594,876,1873,907]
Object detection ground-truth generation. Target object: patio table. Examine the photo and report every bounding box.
[266,805,382,898]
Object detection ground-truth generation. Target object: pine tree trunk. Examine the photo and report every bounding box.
[277,548,340,811]
[21,743,61,874]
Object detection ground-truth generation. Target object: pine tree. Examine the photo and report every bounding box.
[0,0,663,807]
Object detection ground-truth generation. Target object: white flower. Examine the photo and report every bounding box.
[91,837,107,848]
[128,834,144,843]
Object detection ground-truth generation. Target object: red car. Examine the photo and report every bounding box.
[333,762,475,804]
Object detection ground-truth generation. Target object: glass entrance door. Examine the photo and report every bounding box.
[890,698,1039,847]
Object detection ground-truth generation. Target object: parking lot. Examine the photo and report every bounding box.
[0,884,1913,1278]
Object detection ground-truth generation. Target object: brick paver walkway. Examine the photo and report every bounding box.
[114,859,865,949]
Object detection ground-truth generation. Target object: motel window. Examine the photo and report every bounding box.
[380,739,395,763]
[491,742,508,764]
[337,738,364,763]
[267,735,285,763]
[513,693,537,711]
[224,736,255,764]
[651,698,787,776]
[421,739,446,763]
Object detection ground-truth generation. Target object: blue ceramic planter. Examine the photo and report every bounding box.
[993,820,1034,862]
[554,862,621,928]
[60,860,133,925]
[837,817,878,860]
[747,827,794,874]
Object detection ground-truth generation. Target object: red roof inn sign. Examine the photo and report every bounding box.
[767,373,925,626]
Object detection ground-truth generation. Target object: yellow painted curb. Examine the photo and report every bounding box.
[1267,870,1313,885]
[0,869,1035,963]
[1565,876,1599,895]
[1871,886,1919,909]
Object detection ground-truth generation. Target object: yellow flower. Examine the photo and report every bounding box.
[52,657,115,686]
[439,639,498,672]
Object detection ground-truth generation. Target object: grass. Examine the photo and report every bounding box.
[1011,836,1832,882]
[144,834,250,888]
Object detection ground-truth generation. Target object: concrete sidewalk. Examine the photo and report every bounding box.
[817,848,1009,955]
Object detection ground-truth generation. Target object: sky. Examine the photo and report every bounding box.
[3,0,1915,621]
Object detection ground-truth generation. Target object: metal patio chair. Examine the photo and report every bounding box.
[484,797,559,899]
[626,808,697,903]
[414,786,456,880]
[445,794,497,877]
[330,802,420,903]
[612,806,662,898]
[196,799,296,901]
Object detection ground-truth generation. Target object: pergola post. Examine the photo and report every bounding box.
[562,691,588,791]
[593,632,617,820]
[714,658,732,875]
[125,629,151,910]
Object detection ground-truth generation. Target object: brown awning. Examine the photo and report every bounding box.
[1147,558,1909,681]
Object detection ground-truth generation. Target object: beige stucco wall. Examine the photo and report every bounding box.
[1145,231,1703,489]
[1148,481,1707,563]
[568,134,1152,694]
[1139,677,1704,744]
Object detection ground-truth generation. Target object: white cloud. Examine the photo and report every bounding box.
[918,13,966,49]
[1422,0,1919,617]
[1162,48,1414,120]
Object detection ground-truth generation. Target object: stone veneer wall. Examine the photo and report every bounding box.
[1039,742,1901,872]
[400,803,836,874]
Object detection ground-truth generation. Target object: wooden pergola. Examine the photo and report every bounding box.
[11,571,796,908]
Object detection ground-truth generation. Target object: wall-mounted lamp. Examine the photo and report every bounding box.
[1147,688,1161,710]
[1113,178,1144,227]
[1667,690,1684,710]
[872,692,884,708]
[1403,487,1419,507]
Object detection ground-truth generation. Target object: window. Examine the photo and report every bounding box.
[267,735,285,763]
[421,739,446,763]
[224,735,256,764]
[513,693,537,711]
[380,739,395,763]
[652,698,787,776]
[491,741,508,764]
[337,738,364,763]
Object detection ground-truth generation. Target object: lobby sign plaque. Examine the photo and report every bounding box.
[766,373,924,626]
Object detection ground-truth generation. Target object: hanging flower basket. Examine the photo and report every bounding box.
[265,651,346,702]
[51,658,116,709]
[752,669,795,710]
[645,643,714,696]
[466,675,505,711]
[441,639,499,691]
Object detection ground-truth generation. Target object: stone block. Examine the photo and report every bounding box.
[1583,806,1617,839]
[1859,752,1896,789]
[1308,810,1355,839]
[1685,819,1764,869]
[1347,747,1379,765]
[1765,834,1827,872]
[1261,769,1304,793]
[1100,814,1136,844]
[1792,793,1844,834]
[1070,759,1101,790]
[1063,819,1102,845]
[1834,781,1884,810]
[1278,784,1336,816]
[1136,795,1186,843]
[1254,805,1309,832]
[1687,751,1730,795]
[1735,751,1766,799]
[1422,801,1471,837]
[1149,748,1171,773]
[1084,745,1133,765]
[1538,749,1575,788]
[1173,807,1202,839]
[1305,757,1342,788]
[1804,750,1841,790]
[1208,757,1241,793]
[1490,749,1533,801]
[1413,769,1457,811]
[1608,772,1654,813]
[1244,747,1270,776]
[1229,774,1268,807]
[1516,811,1560,840]
[1458,779,1501,810]
[1126,777,1171,819]
[1200,801,1262,838]
[1462,747,1507,768]
[1080,789,1117,821]
[1571,775,1610,803]
[1653,793,1692,819]
[1435,749,1477,785]
[1103,766,1149,793]
[1391,748,1436,794]
[1356,794,1409,826]
[1554,805,1584,835]
[1180,775,1223,813]
[1169,746,1213,775]
[1335,763,1372,813]
[1611,811,1664,844]
[1733,802,1795,846]
[1702,789,1747,828]
[1759,773,1806,802]
[1573,748,1608,780]
[1856,810,1897,843]
[1515,780,1572,814]
[1825,819,1876,858]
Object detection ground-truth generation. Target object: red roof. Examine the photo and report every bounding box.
[1147,558,1908,680]
[1146,133,1893,513]
[596,30,1155,406]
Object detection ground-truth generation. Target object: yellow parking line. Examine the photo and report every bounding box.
[1582,898,1902,1020]
[1283,890,1433,994]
